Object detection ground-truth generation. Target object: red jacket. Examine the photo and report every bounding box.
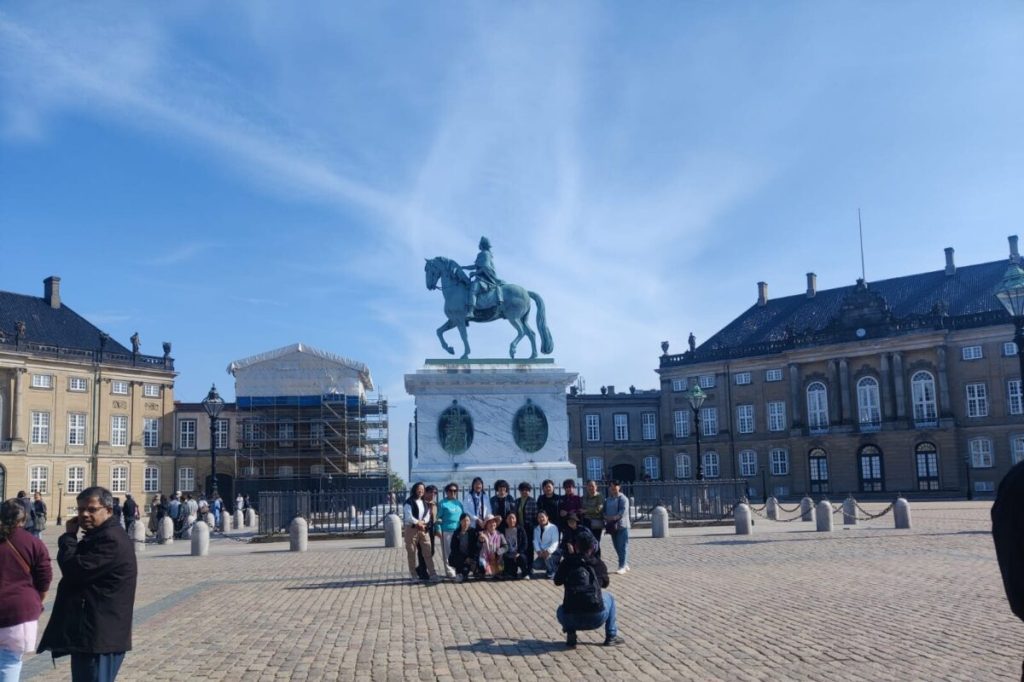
[0,526,52,628]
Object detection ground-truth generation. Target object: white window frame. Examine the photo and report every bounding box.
[1010,380,1023,416]
[962,345,983,360]
[68,377,88,392]
[178,419,197,449]
[31,411,50,445]
[966,383,988,418]
[178,466,196,492]
[29,465,49,494]
[214,418,229,449]
[767,401,786,432]
[143,418,160,448]
[586,457,604,482]
[144,465,160,493]
[143,383,161,398]
[585,414,600,442]
[111,465,128,493]
[31,374,53,389]
[1012,436,1024,466]
[278,419,295,446]
[770,448,789,476]
[911,371,938,425]
[309,422,324,447]
[703,451,720,478]
[765,368,783,382]
[642,455,661,480]
[969,438,993,468]
[68,412,87,446]
[641,412,657,441]
[737,404,754,434]
[698,375,715,389]
[857,376,882,428]
[67,466,85,494]
[111,380,129,395]
[613,413,629,441]
[734,372,751,386]
[701,407,718,437]
[111,415,128,447]
[675,452,691,479]
[974,481,995,493]
[739,449,757,477]
[673,410,690,438]
[1005,342,1019,357]
[671,378,686,392]
[807,382,830,431]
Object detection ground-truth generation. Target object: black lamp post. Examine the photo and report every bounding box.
[687,384,707,481]
[995,262,1024,386]
[202,384,225,497]
[56,479,63,525]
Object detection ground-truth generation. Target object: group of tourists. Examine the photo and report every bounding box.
[146,491,241,538]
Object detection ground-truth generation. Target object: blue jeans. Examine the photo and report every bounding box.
[532,552,559,576]
[70,652,125,682]
[556,592,617,638]
[0,649,23,682]
[611,527,629,569]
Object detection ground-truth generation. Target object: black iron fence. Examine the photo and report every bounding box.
[623,479,748,522]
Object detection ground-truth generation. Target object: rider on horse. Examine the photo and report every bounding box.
[462,236,503,319]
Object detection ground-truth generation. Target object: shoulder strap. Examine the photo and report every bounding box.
[3,537,32,576]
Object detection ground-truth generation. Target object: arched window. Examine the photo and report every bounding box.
[911,371,938,426]
[675,453,691,479]
[858,445,884,492]
[808,448,829,493]
[703,451,720,478]
[739,449,757,477]
[915,442,939,491]
[806,382,829,432]
[642,455,661,480]
[857,377,881,430]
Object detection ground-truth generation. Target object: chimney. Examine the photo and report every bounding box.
[1010,235,1020,263]
[43,276,61,309]
[607,385,615,395]
[757,281,768,306]
[944,247,955,276]
[806,272,817,298]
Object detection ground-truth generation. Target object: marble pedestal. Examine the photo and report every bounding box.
[405,359,579,491]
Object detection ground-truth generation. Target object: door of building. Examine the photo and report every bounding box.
[610,463,636,484]
[808,449,829,494]
[858,446,884,492]
[915,443,940,491]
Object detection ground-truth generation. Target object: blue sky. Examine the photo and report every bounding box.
[1,3,1022,480]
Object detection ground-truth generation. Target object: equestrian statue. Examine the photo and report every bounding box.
[424,236,554,359]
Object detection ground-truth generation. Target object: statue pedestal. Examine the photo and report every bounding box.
[405,359,579,491]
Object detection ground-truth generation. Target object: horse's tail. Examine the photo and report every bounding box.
[528,291,554,355]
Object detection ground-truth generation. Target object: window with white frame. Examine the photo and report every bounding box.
[765,368,783,382]
[857,376,881,427]
[969,438,993,468]
[737,404,754,434]
[178,419,196,449]
[67,466,85,494]
[770,448,789,476]
[643,455,661,480]
[673,410,690,438]
[144,465,160,493]
[735,372,751,385]
[807,382,829,431]
[911,371,938,424]
[671,378,686,392]
[613,413,629,441]
[1005,342,1019,357]
[111,415,128,447]
[279,419,295,446]
[111,380,129,395]
[641,412,656,440]
[1010,380,1023,416]
[585,414,600,442]
[962,345,983,360]
[68,377,87,392]
[915,443,939,491]
[703,451,720,478]
[739,449,757,477]
[767,401,786,432]
[966,383,989,418]
[975,481,995,493]
[701,407,718,436]
[31,374,53,389]
[29,465,48,493]
[68,413,87,446]
[698,375,715,389]
[675,452,691,479]
[111,465,128,493]
[143,383,161,398]
[586,457,603,482]
[309,422,324,446]
[214,418,229,449]
[178,466,195,492]
[143,418,160,448]
[1013,436,1024,465]
[31,411,50,444]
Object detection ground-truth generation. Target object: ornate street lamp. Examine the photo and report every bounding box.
[687,384,707,481]
[56,479,64,525]
[202,384,225,497]
[995,262,1024,385]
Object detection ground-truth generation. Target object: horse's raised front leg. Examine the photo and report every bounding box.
[507,319,526,359]
[437,320,456,355]
[457,322,471,359]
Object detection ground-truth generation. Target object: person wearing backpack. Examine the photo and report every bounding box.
[552,530,623,648]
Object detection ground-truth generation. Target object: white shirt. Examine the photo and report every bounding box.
[403,499,426,527]
[533,522,560,554]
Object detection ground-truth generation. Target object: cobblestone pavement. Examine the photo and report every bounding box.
[20,501,1022,681]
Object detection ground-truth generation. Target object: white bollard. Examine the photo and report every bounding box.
[191,521,210,556]
[159,516,174,544]
[222,512,232,533]
[289,516,309,552]
[384,513,402,548]
[894,497,912,529]
[204,512,215,529]
[234,510,244,530]
[131,518,147,553]
[651,505,669,538]
[734,503,752,535]
[800,496,815,523]
[815,500,833,532]
[766,496,779,521]
[843,496,857,525]
[250,512,259,533]
[245,508,256,528]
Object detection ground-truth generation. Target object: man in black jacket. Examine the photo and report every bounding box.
[553,530,623,648]
[38,486,138,681]
[993,460,1024,617]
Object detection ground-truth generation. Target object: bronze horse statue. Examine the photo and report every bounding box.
[425,256,554,359]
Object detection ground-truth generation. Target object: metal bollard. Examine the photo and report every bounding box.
[843,496,857,525]
[894,497,912,529]
[159,516,174,544]
[234,510,244,530]
[800,496,815,523]
[815,500,833,532]
[289,517,309,552]
[384,513,402,548]
[734,503,752,535]
[191,521,210,556]
[131,519,147,553]
[766,496,779,521]
[651,505,669,538]
[245,508,256,528]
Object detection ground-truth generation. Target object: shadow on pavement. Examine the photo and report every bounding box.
[446,638,567,656]
[285,577,417,589]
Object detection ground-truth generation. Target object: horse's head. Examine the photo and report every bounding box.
[424,257,441,290]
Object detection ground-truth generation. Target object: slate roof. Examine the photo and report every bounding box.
[0,289,131,353]
[663,258,1017,366]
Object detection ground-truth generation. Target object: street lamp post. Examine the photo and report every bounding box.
[56,479,63,525]
[995,262,1024,387]
[687,384,707,481]
[202,384,225,498]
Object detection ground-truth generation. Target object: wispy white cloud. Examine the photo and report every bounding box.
[145,242,213,266]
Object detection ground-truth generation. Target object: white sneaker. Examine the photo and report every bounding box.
[624,565,631,573]
[615,567,627,575]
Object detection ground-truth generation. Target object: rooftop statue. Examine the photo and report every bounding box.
[425,236,553,359]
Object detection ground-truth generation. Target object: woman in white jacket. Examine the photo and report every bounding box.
[463,477,492,529]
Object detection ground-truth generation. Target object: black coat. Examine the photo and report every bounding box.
[38,517,138,656]
[448,526,480,569]
[993,460,1024,622]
